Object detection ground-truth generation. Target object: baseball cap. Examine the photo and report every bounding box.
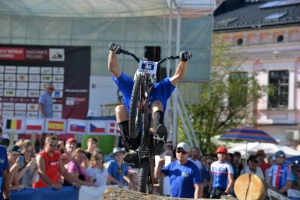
[8,145,22,155]
[256,150,266,156]
[66,138,77,144]
[291,164,300,171]
[176,142,190,152]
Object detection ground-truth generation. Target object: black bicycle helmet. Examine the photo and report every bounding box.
[275,150,285,158]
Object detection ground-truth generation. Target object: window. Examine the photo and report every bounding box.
[268,70,289,108]
[229,72,248,108]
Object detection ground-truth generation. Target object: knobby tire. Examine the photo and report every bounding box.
[139,159,152,194]
[129,74,144,139]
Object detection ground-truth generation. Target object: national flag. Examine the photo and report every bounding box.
[6,119,22,130]
[107,120,120,134]
[48,120,64,131]
[25,118,44,133]
[67,119,86,134]
[87,120,106,134]
[70,124,85,132]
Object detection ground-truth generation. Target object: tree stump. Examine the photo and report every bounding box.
[234,173,290,200]
[102,187,223,200]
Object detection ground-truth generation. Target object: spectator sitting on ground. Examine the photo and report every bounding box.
[267,150,292,195]
[128,170,139,191]
[86,149,109,187]
[265,156,276,179]
[62,138,77,164]
[107,147,131,187]
[7,145,23,190]
[65,148,93,186]
[291,164,300,190]
[240,158,264,180]
[256,150,270,175]
[33,135,80,190]
[188,147,202,170]
[15,139,38,188]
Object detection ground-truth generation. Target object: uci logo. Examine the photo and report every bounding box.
[3,105,14,109]
[15,113,26,117]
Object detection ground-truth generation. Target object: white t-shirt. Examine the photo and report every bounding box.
[86,166,109,187]
[188,157,202,170]
[240,166,264,180]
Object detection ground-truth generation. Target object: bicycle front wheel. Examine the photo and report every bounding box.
[139,159,153,194]
[129,74,144,139]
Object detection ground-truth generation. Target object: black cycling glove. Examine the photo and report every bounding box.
[109,42,121,54]
[180,51,192,62]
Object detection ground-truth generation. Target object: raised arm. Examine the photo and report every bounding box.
[154,158,167,179]
[108,42,122,79]
[170,51,192,86]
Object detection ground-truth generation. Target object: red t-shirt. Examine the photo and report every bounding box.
[259,162,270,175]
[33,150,60,188]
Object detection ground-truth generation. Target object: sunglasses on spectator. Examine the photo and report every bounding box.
[49,143,58,147]
[118,167,122,175]
[207,162,212,165]
[176,150,187,154]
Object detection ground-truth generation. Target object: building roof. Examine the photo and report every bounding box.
[214,0,300,32]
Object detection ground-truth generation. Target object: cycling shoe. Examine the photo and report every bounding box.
[152,124,167,155]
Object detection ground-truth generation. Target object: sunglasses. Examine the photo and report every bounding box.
[176,150,187,154]
[207,162,212,165]
[49,143,58,147]
[118,167,122,175]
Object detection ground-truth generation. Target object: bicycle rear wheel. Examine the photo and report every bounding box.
[139,159,153,194]
[129,74,144,139]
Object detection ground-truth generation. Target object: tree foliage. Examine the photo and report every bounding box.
[178,40,270,154]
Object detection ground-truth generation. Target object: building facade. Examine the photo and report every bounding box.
[214,0,300,146]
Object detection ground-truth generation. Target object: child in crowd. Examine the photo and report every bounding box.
[128,170,138,191]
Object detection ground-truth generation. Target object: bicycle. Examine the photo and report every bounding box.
[116,47,179,194]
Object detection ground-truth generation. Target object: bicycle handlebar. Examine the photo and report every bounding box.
[119,48,179,64]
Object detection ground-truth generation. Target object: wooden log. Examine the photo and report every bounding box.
[102,187,224,200]
[234,173,289,200]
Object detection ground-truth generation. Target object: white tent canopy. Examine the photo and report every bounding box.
[228,142,300,158]
[0,0,217,18]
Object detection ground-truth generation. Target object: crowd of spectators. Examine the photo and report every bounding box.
[0,124,299,200]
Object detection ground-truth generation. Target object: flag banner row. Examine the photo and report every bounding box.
[2,118,120,135]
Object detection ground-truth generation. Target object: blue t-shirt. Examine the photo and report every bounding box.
[38,92,53,118]
[113,72,175,114]
[161,160,202,198]
[107,160,128,185]
[211,161,233,190]
[268,164,292,190]
[0,146,9,200]
[200,166,211,185]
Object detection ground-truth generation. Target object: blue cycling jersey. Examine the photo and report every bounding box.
[113,72,175,114]
[211,160,233,190]
[268,164,292,190]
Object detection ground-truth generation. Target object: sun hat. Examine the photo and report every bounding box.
[109,147,126,158]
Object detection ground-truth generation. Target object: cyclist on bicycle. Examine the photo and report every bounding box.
[108,42,192,167]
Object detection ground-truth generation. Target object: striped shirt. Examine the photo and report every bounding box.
[211,161,233,190]
[268,164,291,190]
